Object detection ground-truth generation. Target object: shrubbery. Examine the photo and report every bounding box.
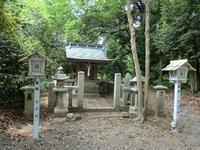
[0,35,31,108]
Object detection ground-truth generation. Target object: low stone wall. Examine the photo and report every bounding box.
[99,81,114,96]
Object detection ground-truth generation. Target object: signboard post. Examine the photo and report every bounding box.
[33,77,41,138]
[19,52,46,139]
[171,81,181,132]
[162,59,196,133]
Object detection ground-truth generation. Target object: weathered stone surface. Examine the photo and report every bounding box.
[66,113,82,122]
[66,113,74,119]
[122,112,129,118]
[47,82,55,113]
[113,73,121,108]
[153,85,168,90]
[53,67,68,118]
[122,73,131,107]
[78,71,84,109]
[20,86,34,120]
[129,106,138,119]
[54,107,68,118]
[52,118,66,123]
[154,85,168,117]
[124,73,131,87]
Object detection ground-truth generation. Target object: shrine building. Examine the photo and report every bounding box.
[65,42,111,80]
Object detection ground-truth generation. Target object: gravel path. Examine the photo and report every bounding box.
[1,92,200,150]
[1,106,200,150]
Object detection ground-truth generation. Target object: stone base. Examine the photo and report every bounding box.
[129,106,138,119]
[54,107,68,118]
[155,111,164,118]
[24,100,34,120]
[47,105,55,113]
[25,113,33,120]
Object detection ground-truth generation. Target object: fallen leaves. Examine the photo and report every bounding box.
[181,93,200,115]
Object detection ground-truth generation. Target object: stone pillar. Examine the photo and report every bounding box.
[130,92,135,106]
[129,87,138,118]
[153,85,168,117]
[68,88,73,108]
[122,87,131,107]
[20,86,34,120]
[122,73,131,106]
[130,87,138,107]
[78,71,84,109]
[47,81,55,113]
[113,73,121,108]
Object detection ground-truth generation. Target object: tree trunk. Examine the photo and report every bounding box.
[126,0,144,120]
[144,0,150,118]
[158,56,163,82]
[189,71,198,93]
[195,59,200,93]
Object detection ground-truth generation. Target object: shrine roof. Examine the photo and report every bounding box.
[19,51,47,62]
[162,59,196,71]
[65,42,111,62]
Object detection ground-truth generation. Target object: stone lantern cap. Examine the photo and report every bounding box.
[153,85,168,90]
[131,76,145,83]
[20,86,34,91]
[52,66,68,81]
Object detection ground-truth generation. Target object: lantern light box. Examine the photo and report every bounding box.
[162,59,195,83]
[19,52,46,76]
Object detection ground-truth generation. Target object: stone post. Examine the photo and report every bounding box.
[113,73,121,108]
[68,88,73,108]
[122,87,131,107]
[122,73,131,106]
[78,71,84,109]
[153,85,168,117]
[130,87,138,107]
[129,87,138,118]
[20,86,34,120]
[47,81,55,113]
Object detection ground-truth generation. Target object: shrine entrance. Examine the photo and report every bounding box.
[75,63,98,80]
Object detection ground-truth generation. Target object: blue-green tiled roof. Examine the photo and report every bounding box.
[65,43,111,62]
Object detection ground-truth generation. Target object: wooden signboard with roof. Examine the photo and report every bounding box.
[19,52,47,139]
[162,59,196,133]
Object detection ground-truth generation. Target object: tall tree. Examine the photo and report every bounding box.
[126,0,144,121]
[144,0,150,117]
[0,1,30,107]
[153,0,200,92]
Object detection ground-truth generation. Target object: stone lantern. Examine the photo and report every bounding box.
[52,66,68,118]
[162,59,196,132]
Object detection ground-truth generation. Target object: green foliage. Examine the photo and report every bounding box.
[1,0,200,104]
[153,0,200,60]
[0,35,31,107]
[152,0,200,90]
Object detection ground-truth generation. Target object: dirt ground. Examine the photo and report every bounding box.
[0,92,200,150]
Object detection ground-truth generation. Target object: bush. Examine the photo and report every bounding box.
[0,35,31,108]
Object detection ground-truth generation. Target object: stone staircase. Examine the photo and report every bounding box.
[84,80,100,97]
